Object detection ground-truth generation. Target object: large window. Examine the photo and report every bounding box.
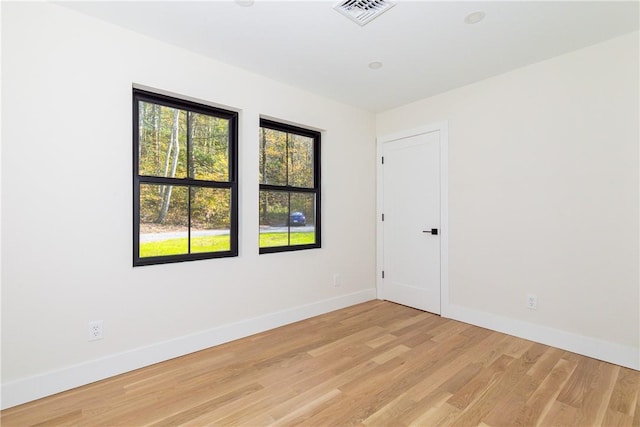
[259,119,321,253]
[133,89,238,266]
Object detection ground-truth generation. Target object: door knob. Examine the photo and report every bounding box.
[422,228,438,235]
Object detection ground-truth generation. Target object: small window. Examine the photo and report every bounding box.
[259,119,321,253]
[133,89,238,266]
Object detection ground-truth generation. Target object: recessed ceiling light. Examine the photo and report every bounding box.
[235,0,254,7]
[464,11,485,25]
[368,61,383,70]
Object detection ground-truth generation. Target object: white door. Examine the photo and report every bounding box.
[381,130,441,314]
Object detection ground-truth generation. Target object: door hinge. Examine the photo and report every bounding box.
[381,156,384,164]
[382,213,384,221]
[382,270,385,279]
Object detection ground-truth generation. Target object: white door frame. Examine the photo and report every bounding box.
[376,121,449,317]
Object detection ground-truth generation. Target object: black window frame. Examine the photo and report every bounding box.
[133,89,238,266]
[259,118,321,254]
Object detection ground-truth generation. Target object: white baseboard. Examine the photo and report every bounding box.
[443,304,639,371]
[1,289,376,410]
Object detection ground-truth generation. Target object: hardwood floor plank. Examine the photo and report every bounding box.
[267,388,342,426]
[503,336,539,359]
[541,401,579,426]
[429,319,473,343]
[204,386,298,426]
[268,360,381,423]
[399,389,458,426]
[438,362,484,394]
[287,355,377,393]
[481,364,537,426]
[146,382,263,427]
[394,327,434,348]
[576,361,620,426]
[450,342,548,426]
[366,333,397,348]
[338,301,413,328]
[514,358,577,427]
[603,409,634,427]
[481,343,554,426]
[525,347,565,383]
[306,325,386,357]
[404,332,509,402]
[406,392,457,427]
[2,300,638,427]
[386,311,437,332]
[609,367,640,416]
[361,394,416,426]
[371,344,411,364]
[557,355,601,408]
[30,410,82,427]
[303,357,410,425]
[446,354,514,411]
[318,324,486,425]
[368,329,503,426]
[391,312,442,337]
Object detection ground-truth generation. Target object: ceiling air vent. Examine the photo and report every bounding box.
[334,0,396,26]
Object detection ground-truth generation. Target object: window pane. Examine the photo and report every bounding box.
[259,128,287,186]
[138,102,187,178]
[288,134,314,188]
[290,192,316,246]
[190,187,231,253]
[259,190,289,247]
[139,184,188,257]
[190,113,229,182]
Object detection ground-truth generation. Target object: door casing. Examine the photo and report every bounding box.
[376,122,449,316]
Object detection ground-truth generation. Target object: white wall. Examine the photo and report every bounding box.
[377,32,640,369]
[1,2,376,408]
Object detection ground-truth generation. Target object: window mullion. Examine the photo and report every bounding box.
[287,192,291,246]
[187,186,193,254]
[259,183,316,193]
[186,111,191,179]
[285,132,289,187]
[139,175,232,188]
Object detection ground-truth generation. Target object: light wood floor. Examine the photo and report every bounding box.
[2,300,639,426]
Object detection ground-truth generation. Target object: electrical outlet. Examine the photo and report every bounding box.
[526,294,537,310]
[333,273,341,287]
[88,320,104,341]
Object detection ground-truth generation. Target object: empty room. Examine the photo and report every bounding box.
[1,1,639,425]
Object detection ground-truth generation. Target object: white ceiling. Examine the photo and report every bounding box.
[61,1,639,112]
